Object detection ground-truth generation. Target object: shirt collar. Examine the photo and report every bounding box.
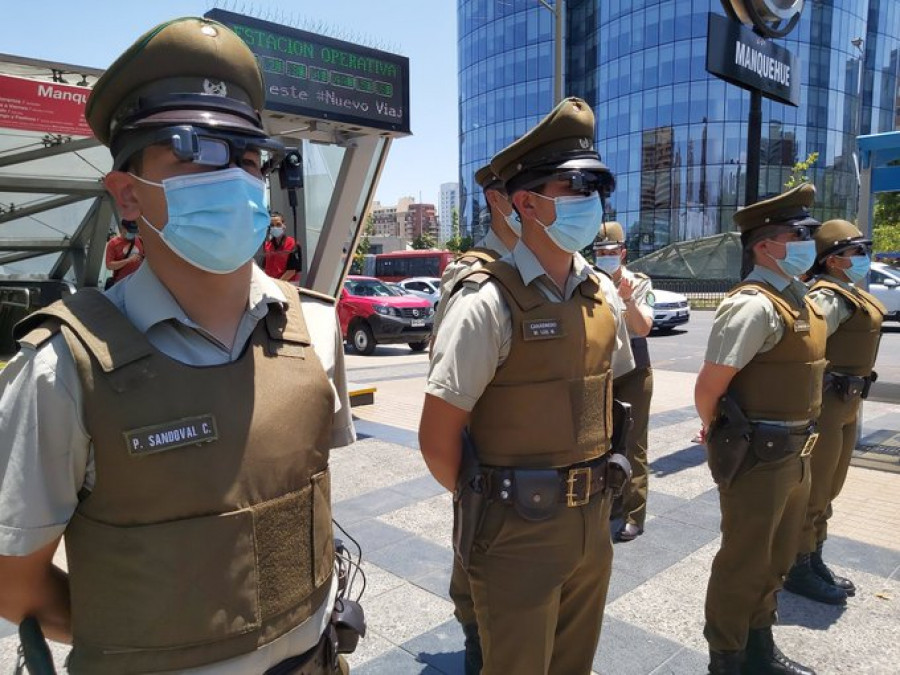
[509,242,594,298]
[480,229,512,257]
[119,263,287,334]
[820,273,854,292]
[746,265,791,292]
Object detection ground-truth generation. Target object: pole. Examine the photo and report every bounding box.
[745,89,762,205]
[538,0,565,104]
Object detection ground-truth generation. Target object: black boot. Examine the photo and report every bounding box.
[745,627,816,675]
[462,623,482,675]
[709,650,744,674]
[811,541,856,596]
[783,553,847,605]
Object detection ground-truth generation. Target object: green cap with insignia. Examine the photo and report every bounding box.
[813,219,871,262]
[474,164,503,192]
[490,97,615,196]
[733,183,819,240]
[595,221,625,248]
[86,17,267,150]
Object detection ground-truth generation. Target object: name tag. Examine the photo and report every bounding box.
[793,320,811,333]
[523,318,563,340]
[124,414,218,456]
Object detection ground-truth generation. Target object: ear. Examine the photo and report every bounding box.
[511,190,540,222]
[485,189,505,211]
[103,172,142,220]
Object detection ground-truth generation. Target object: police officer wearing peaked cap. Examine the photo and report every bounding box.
[0,16,356,675]
[783,220,885,606]
[695,184,824,675]
[420,97,631,674]
[594,222,655,543]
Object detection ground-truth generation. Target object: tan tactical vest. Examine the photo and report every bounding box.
[14,283,336,675]
[811,278,885,376]
[464,262,616,468]
[728,281,827,421]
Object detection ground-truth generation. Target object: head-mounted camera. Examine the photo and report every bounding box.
[111,124,286,175]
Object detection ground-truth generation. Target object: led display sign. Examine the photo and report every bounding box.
[206,9,410,135]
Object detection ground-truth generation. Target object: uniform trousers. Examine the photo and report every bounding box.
[798,389,859,554]
[704,453,811,652]
[467,490,613,674]
[449,510,477,626]
[613,366,653,528]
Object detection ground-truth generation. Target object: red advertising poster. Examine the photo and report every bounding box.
[0,73,94,137]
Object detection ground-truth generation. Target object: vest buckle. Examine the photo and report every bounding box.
[566,467,591,507]
[800,432,818,458]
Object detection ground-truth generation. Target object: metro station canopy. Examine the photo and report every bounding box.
[628,232,743,280]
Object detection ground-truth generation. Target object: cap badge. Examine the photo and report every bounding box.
[579,138,590,149]
[203,79,228,96]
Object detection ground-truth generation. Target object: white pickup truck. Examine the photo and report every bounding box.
[870,262,900,322]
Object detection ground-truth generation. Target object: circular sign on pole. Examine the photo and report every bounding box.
[721,0,803,38]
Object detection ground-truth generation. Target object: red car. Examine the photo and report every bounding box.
[338,275,434,355]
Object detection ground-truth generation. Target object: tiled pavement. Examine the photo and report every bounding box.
[1,370,898,674]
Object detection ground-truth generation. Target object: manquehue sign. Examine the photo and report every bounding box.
[0,73,94,136]
[706,12,800,107]
[206,9,410,135]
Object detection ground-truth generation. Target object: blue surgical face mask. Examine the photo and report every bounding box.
[845,255,870,284]
[504,209,522,237]
[124,231,136,241]
[532,192,603,253]
[594,254,621,275]
[768,239,816,278]
[270,226,285,239]
[131,168,269,274]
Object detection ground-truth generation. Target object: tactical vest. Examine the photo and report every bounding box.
[811,278,884,376]
[14,284,336,675]
[464,262,616,468]
[727,281,827,421]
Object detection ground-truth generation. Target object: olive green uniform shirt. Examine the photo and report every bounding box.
[0,263,355,674]
[427,242,631,412]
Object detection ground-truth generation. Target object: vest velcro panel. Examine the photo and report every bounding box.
[812,279,884,376]
[469,262,616,468]
[728,282,827,421]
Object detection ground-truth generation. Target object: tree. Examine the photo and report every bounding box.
[445,208,464,253]
[352,214,375,273]
[412,231,437,250]
[871,160,900,254]
[784,151,819,189]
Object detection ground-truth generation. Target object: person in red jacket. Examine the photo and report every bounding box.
[104,220,144,287]
[263,212,302,282]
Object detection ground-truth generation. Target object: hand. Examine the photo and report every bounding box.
[617,276,634,303]
[129,250,143,260]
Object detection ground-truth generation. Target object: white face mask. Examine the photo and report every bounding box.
[270,227,285,239]
[594,255,621,275]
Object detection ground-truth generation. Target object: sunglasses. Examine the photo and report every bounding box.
[113,125,286,175]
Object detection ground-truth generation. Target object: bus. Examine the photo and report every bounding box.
[373,250,454,281]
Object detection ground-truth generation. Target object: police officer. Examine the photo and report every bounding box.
[419,97,627,674]
[433,165,519,336]
[695,184,823,675]
[0,17,355,675]
[434,164,519,674]
[783,220,884,605]
[594,222,655,542]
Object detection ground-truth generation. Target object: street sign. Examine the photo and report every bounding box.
[206,9,410,135]
[706,12,800,107]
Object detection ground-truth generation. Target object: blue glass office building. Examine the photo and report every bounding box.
[457,0,900,254]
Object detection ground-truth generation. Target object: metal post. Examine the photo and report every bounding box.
[745,89,762,205]
[538,0,565,103]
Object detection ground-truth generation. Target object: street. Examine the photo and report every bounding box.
[346,310,900,403]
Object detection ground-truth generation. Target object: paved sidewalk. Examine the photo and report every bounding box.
[2,370,897,674]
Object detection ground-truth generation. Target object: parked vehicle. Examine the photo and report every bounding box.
[651,289,690,331]
[870,262,900,322]
[338,275,433,355]
[397,277,441,308]
[374,250,454,281]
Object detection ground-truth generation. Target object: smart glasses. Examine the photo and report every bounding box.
[835,242,872,257]
[112,125,286,175]
[553,170,614,197]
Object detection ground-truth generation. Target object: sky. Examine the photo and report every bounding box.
[1,0,459,207]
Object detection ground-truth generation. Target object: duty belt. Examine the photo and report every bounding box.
[486,457,610,508]
[263,627,340,675]
[825,371,877,400]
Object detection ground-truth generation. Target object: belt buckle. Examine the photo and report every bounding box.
[800,432,819,457]
[566,467,591,507]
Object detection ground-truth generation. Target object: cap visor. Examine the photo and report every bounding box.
[126,110,264,136]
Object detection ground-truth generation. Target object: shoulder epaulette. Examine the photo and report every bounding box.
[738,288,760,295]
[633,272,650,280]
[16,318,62,350]
[298,286,336,305]
[462,271,491,288]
